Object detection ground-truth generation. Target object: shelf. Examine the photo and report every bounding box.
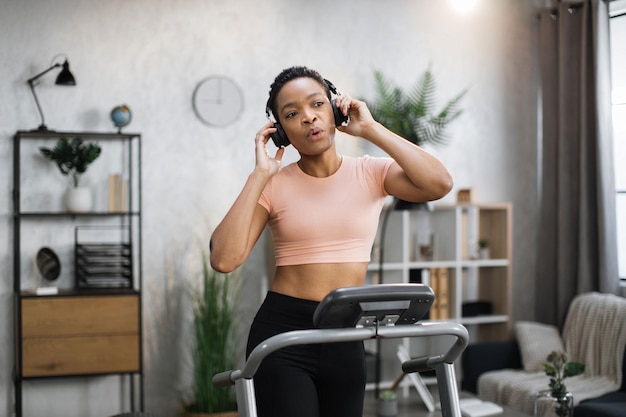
[12,130,144,416]
[16,211,140,218]
[15,129,140,140]
[369,203,513,389]
[459,259,509,267]
[456,315,509,325]
[20,288,139,297]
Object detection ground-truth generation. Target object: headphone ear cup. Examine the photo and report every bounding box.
[270,122,290,148]
[331,99,349,126]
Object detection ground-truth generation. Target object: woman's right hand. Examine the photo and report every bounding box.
[255,120,285,176]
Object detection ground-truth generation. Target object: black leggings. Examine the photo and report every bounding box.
[246,291,366,417]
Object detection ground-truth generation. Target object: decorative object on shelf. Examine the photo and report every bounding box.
[364,67,467,147]
[26,54,76,131]
[35,247,61,295]
[182,253,238,416]
[192,76,244,126]
[107,173,128,212]
[457,188,473,203]
[110,104,132,133]
[534,350,585,417]
[75,226,132,289]
[39,137,102,212]
[478,239,490,259]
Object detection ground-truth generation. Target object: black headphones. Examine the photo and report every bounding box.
[265,79,349,148]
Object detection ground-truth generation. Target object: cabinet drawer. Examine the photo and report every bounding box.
[22,334,140,377]
[20,295,140,377]
[21,295,139,337]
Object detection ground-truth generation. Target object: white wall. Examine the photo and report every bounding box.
[0,0,540,415]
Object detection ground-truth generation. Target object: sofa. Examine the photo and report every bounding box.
[461,292,626,417]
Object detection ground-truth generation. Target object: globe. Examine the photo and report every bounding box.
[111,105,132,132]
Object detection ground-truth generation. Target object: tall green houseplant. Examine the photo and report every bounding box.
[366,67,468,147]
[185,254,238,415]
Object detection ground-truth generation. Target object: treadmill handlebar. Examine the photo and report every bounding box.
[212,321,469,387]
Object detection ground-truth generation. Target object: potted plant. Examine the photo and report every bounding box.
[182,253,238,417]
[366,67,468,148]
[39,137,101,212]
[376,373,406,417]
[535,350,585,417]
[365,67,467,211]
[478,239,490,259]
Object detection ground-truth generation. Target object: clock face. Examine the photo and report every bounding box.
[192,76,244,126]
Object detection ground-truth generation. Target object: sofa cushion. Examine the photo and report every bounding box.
[515,321,564,371]
[461,341,522,394]
[573,391,626,417]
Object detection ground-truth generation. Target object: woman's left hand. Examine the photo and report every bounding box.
[334,94,377,138]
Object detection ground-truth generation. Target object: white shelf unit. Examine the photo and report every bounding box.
[366,202,512,390]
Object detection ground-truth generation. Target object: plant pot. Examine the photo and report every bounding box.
[65,186,92,212]
[534,389,574,417]
[376,399,398,417]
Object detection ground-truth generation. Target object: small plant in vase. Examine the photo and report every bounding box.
[537,350,585,417]
[377,373,405,417]
[478,239,490,259]
[39,137,101,212]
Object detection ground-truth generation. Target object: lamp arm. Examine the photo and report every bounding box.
[27,63,61,85]
[28,80,46,129]
[27,63,60,131]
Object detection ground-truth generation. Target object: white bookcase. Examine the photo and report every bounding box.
[366,202,512,390]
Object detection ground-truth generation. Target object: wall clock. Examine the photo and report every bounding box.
[192,76,244,126]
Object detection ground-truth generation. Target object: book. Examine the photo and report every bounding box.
[437,267,450,319]
[108,173,128,212]
[429,267,439,319]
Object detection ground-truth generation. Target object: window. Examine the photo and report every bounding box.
[610,0,626,280]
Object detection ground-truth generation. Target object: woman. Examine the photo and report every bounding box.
[210,66,452,417]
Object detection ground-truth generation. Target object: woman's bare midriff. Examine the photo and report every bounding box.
[270,262,369,302]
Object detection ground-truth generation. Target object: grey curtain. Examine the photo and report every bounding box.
[536,0,619,327]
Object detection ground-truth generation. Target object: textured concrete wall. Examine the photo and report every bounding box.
[0,0,539,415]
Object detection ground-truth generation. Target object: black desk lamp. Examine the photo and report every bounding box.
[27,55,76,131]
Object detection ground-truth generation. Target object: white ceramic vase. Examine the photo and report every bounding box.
[65,186,92,213]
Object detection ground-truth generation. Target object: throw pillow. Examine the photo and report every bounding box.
[515,321,564,372]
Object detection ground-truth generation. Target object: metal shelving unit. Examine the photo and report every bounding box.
[12,130,143,417]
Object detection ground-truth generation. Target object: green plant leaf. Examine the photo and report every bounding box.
[188,253,238,413]
[542,363,557,377]
[365,67,468,147]
[39,137,101,187]
[564,361,585,378]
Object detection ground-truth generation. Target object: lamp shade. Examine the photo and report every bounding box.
[55,60,76,85]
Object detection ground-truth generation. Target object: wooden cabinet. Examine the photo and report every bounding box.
[21,294,140,377]
[367,202,512,389]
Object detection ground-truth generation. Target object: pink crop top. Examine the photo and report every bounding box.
[258,155,394,266]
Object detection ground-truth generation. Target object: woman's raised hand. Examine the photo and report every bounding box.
[255,120,285,176]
